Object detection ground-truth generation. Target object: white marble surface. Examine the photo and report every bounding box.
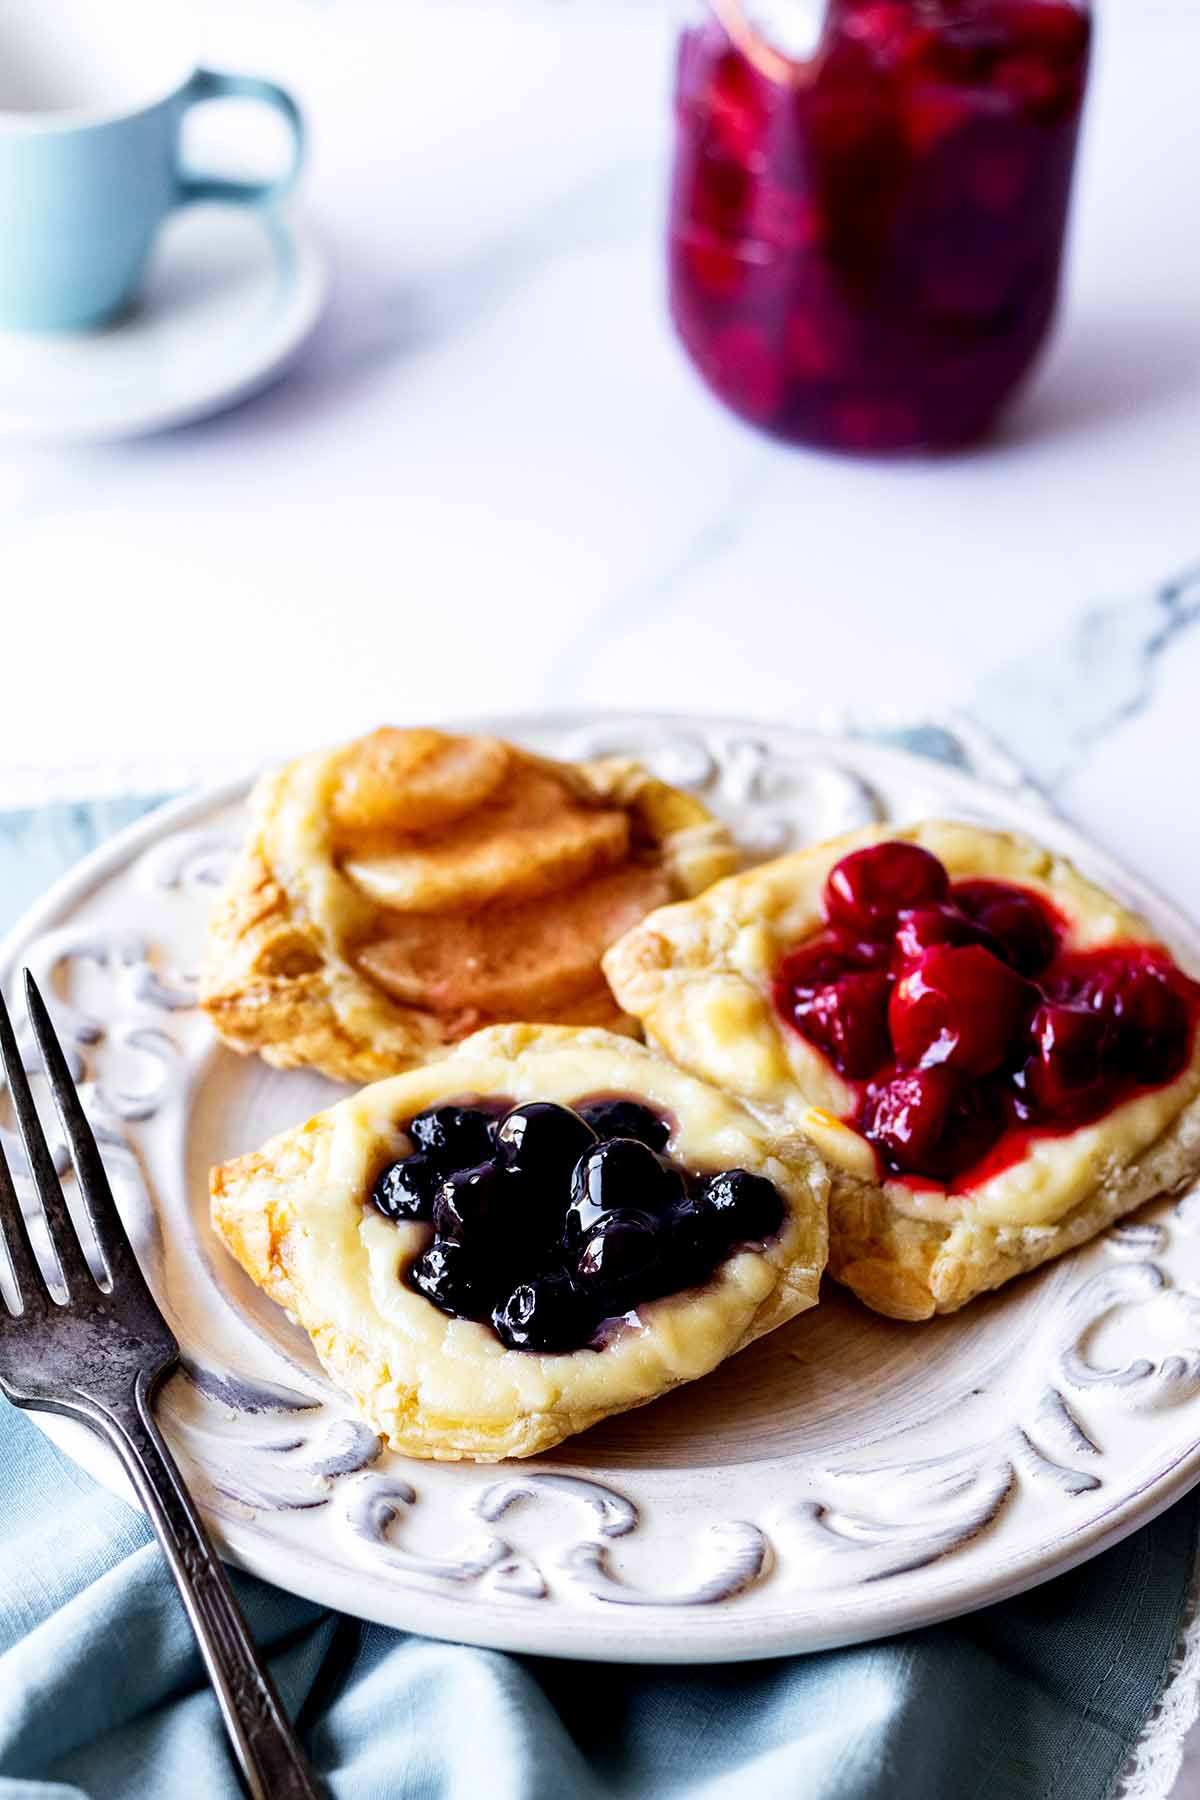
[2,0,1200,1788]
[1,0,1198,896]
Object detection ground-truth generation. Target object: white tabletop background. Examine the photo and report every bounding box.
[2,0,1199,1790]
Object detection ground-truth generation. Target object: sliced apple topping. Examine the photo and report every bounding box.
[341,764,632,914]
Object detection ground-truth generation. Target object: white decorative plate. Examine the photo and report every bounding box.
[4,713,1200,1665]
[0,204,326,444]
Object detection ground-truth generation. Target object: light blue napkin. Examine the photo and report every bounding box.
[0,798,1195,1800]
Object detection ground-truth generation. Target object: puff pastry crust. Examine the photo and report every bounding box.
[200,728,739,1085]
[604,820,1200,1321]
[210,1025,830,1460]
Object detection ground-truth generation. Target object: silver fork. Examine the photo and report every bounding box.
[0,971,321,1800]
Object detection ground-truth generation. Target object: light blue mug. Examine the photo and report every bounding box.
[0,0,304,332]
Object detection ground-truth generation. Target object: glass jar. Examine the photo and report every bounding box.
[668,0,1092,453]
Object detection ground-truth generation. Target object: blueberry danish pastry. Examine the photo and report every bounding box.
[211,1025,829,1459]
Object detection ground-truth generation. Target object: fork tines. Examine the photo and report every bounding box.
[0,972,142,1310]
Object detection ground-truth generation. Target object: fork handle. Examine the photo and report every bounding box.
[96,1370,323,1800]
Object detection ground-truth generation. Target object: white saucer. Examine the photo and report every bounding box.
[0,205,327,444]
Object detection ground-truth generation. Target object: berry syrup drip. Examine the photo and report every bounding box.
[773,842,1200,1188]
[669,0,1091,451]
[370,1095,785,1353]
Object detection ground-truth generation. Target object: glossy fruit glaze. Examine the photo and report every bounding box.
[668,0,1091,451]
[370,1096,785,1352]
[773,841,1200,1187]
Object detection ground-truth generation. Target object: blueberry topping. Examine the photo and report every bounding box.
[492,1271,597,1352]
[431,1160,511,1246]
[697,1169,784,1244]
[371,1155,441,1224]
[495,1102,597,1185]
[575,1208,665,1304]
[575,1098,671,1153]
[669,1190,720,1284]
[565,1137,686,1249]
[376,1093,787,1351]
[409,1239,494,1321]
[407,1104,500,1170]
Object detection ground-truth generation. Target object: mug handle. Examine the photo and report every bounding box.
[176,68,304,208]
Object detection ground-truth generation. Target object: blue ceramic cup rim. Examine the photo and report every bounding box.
[0,0,197,134]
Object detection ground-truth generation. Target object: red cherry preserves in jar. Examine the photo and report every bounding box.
[668,0,1092,452]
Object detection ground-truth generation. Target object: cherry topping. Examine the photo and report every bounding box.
[774,843,1196,1190]
[864,1067,1001,1180]
[1019,1001,1113,1124]
[825,842,950,937]
[889,944,1030,1076]
[775,928,893,1007]
[864,1067,954,1173]
[893,902,992,964]
[953,879,1059,974]
[1107,967,1190,1083]
[1050,952,1192,1085]
[796,971,894,1078]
